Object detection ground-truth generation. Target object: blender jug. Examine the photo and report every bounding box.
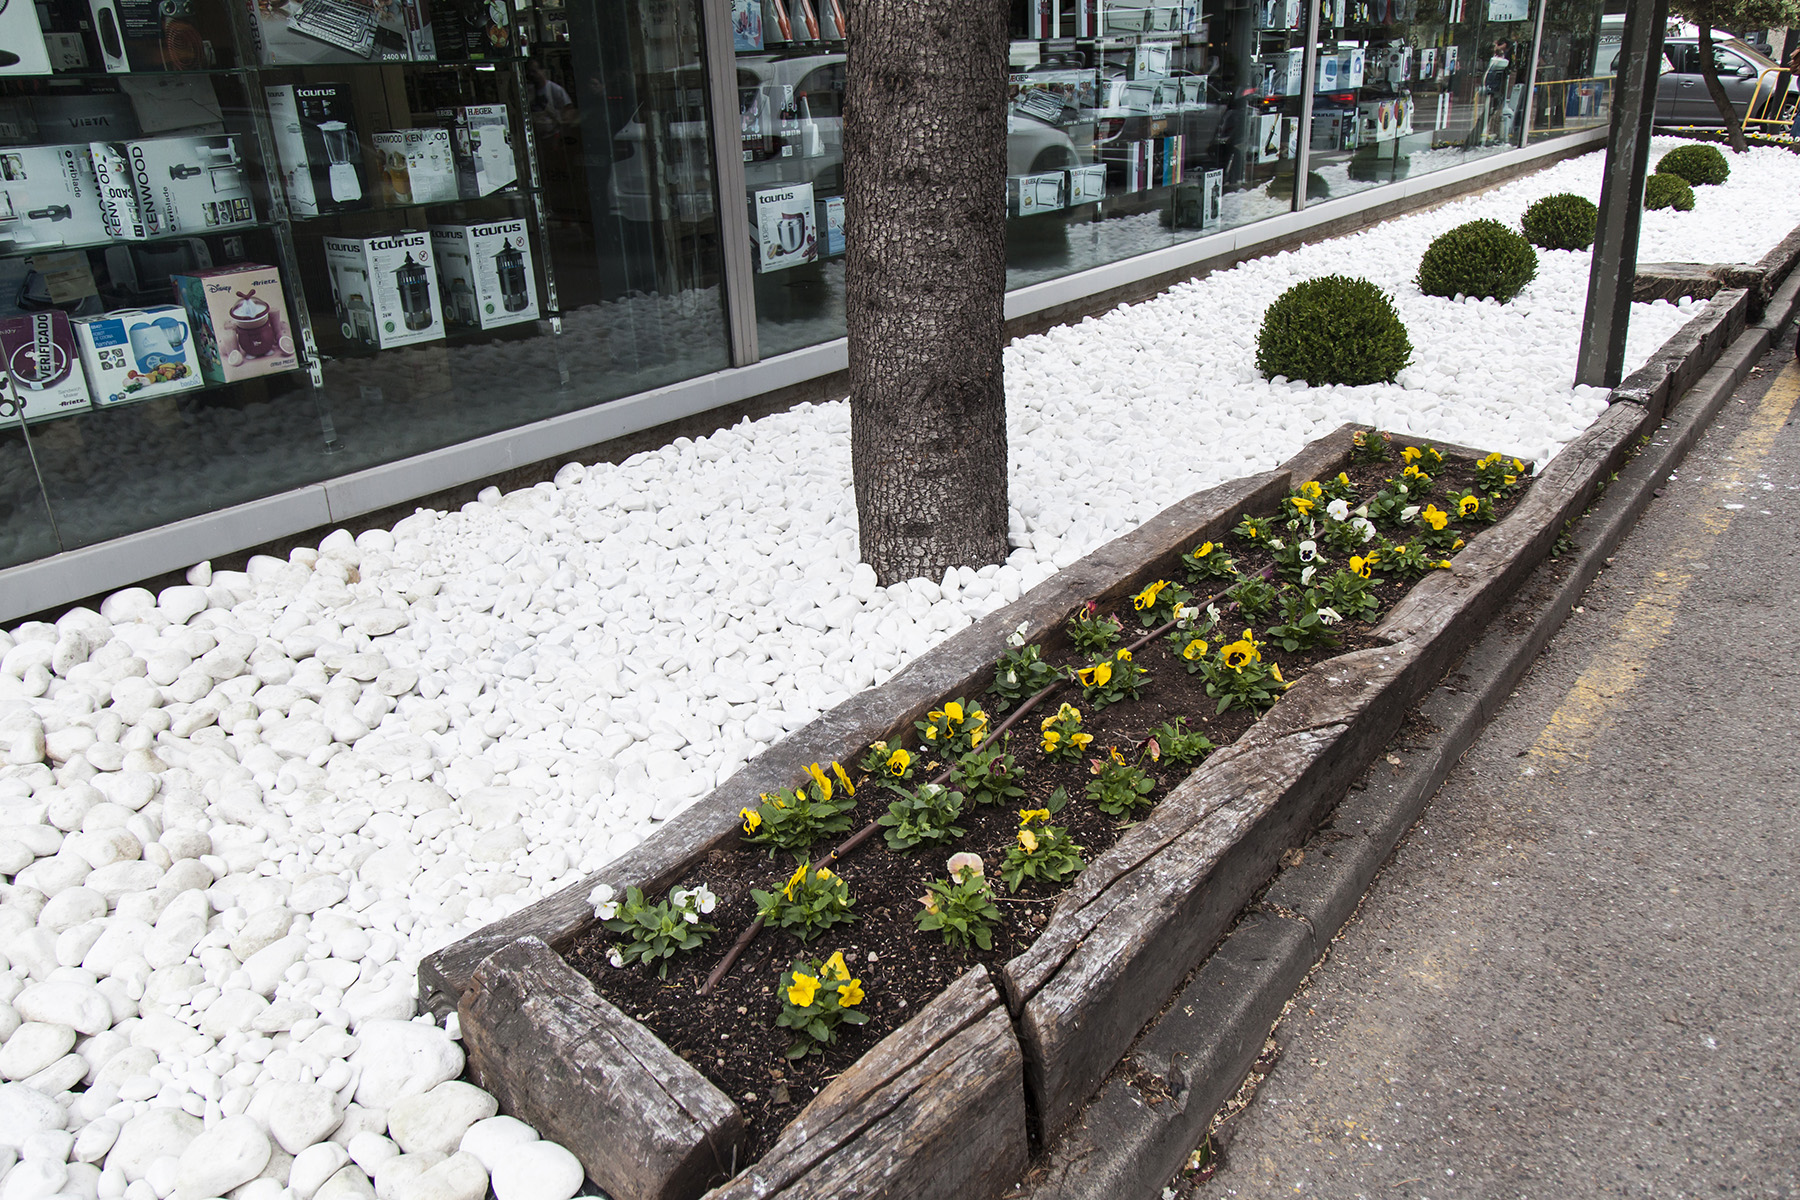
[318,121,363,204]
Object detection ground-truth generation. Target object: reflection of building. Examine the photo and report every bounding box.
[0,0,1614,615]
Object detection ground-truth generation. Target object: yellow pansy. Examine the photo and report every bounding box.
[1350,556,1373,578]
[1182,638,1209,661]
[1221,640,1257,670]
[1337,472,1351,487]
[815,866,834,881]
[1301,480,1323,499]
[1116,648,1132,662]
[1458,495,1480,517]
[1133,580,1170,611]
[1041,730,1061,753]
[1195,541,1216,558]
[839,978,864,1007]
[1019,808,1051,825]
[822,951,850,981]
[1401,445,1422,464]
[1452,538,1465,550]
[741,807,762,833]
[782,861,808,899]
[831,761,855,795]
[1421,505,1449,531]
[1077,662,1113,688]
[1018,827,1039,854]
[787,972,819,1008]
[1271,663,1285,683]
[1437,559,1454,569]
[1291,496,1314,514]
[943,701,964,723]
[1070,731,1093,751]
[887,747,912,775]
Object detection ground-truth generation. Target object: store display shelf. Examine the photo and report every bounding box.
[282,188,539,225]
[7,360,309,431]
[1,65,251,83]
[251,54,528,73]
[0,222,279,261]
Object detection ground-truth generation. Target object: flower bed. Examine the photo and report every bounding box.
[450,426,1544,1199]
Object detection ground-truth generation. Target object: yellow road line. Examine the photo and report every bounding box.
[1531,362,1800,765]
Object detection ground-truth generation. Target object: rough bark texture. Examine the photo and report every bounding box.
[702,967,1028,1200]
[459,937,746,1200]
[1696,24,1750,152]
[845,0,1011,585]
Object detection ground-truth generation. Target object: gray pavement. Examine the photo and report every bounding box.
[1192,337,1800,1200]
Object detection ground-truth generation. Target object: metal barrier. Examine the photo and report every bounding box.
[1742,67,1797,139]
[1526,75,1613,139]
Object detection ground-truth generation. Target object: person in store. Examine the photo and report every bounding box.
[1483,39,1512,143]
[527,59,574,136]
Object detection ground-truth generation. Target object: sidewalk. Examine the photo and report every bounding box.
[1193,337,1800,1198]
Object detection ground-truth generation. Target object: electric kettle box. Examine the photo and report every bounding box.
[323,231,445,350]
[0,311,91,424]
[265,84,370,217]
[126,134,256,235]
[73,304,204,406]
[437,104,516,197]
[429,220,538,330]
[171,262,299,384]
[0,144,112,252]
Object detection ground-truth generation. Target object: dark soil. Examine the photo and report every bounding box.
[563,438,1526,1161]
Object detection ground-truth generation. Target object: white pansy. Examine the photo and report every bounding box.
[691,885,719,914]
[1298,540,1318,562]
[682,910,699,924]
[1326,498,1350,521]
[606,947,625,968]
[1317,606,1343,625]
[946,852,985,880]
[590,884,619,921]
[1007,621,1030,648]
[1351,517,1376,542]
[1300,565,1316,586]
[1401,505,1421,522]
[1268,537,1285,551]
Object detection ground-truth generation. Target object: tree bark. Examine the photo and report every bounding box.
[844,0,1011,587]
[1698,23,1752,149]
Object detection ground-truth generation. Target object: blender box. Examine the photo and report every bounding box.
[373,129,458,204]
[0,144,112,252]
[437,104,516,197]
[323,231,444,349]
[171,262,298,383]
[266,84,370,216]
[0,311,91,424]
[429,220,537,330]
[89,141,152,241]
[73,304,204,406]
[126,134,256,235]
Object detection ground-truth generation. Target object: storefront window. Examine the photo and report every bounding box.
[1528,3,1613,141]
[0,0,727,567]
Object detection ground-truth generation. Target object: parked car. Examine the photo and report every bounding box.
[1654,35,1794,127]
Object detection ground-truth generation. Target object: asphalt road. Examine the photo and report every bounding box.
[1193,340,1800,1200]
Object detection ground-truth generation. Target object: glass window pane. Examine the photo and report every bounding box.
[1530,4,1614,143]
[0,425,60,570]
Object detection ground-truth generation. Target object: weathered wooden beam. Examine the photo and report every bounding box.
[459,938,746,1200]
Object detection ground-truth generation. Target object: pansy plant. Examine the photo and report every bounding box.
[916,699,989,757]
[1475,451,1527,497]
[878,781,967,852]
[1414,503,1460,551]
[1382,540,1453,580]
[1073,647,1147,710]
[1197,629,1290,714]
[950,739,1027,808]
[1182,540,1239,584]
[1445,488,1496,525]
[1065,602,1124,653]
[1226,574,1280,622]
[776,952,869,1060]
[1086,746,1157,818]
[999,792,1086,892]
[1144,717,1216,766]
[1316,566,1382,622]
[1350,429,1393,463]
[1319,470,1358,502]
[1265,588,1342,653]
[1271,536,1325,584]
[857,741,915,790]
[740,761,857,854]
[914,855,1001,951]
[591,884,718,979]
[1233,513,1276,543]
[1039,702,1093,761]
[1131,578,1195,627]
[753,859,857,942]
[988,642,1059,711]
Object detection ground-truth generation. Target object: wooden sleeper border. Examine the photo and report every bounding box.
[425,304,1726,1198]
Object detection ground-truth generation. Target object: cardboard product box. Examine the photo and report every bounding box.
[90,141,151,241]
[74,305,205,406]
[1316,51,1340,91]
[0,144,112,252]
[754,182,816,272]
[127,134,256,235]
[89,0,233,70]
[266,84,370,217]
[323,231,445,349]
[245,0,429,63]
[1200,168,1223,230]
[1344,47,1366,88]
[1253,112,1281,163]
[440,104,517,197]
[1310,109,1356,150]
[427,0,509,61]
[1066,163,1107,205]
[1358,98,1399,142]
[429,219,537,329]
[373,129,459,205]
[1007,171,1066,217]
[0,311,91,423]
[1,0,58,75]
[171,262,299,383]
[822,195,845,255]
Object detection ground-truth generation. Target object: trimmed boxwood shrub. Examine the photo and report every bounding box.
[1256,275,1413,387]
[1416,219,1539,303]
[1644,173,1697,212]
[1266,171,1330,201]
[1656,143,1730,186]
[1521,193,1599,251]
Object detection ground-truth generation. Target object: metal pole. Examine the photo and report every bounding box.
[1517,0,1548,147]
[699,0,761,367]
[1293,0,1322,212]
[1574,0,1668,389]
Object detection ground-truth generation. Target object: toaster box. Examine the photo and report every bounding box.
[437,104,516,197]
[323,230,445,349]
[429,220,538,330]
[171,262,298,383]
[1066,163,1107,205]
[126,134,256,235]
[1007,171,1067,217]
[266,83,370,216]
[373,128,459,205]
[0,144,113,252]
[74,304,204,406]
[0,310,91,424]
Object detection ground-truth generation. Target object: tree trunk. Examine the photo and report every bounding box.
[1698,23,1751,150]
[844,0,1011,587]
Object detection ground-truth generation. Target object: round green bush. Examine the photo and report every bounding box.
[1656,143,1730,186]
[1266,171,1330,202]
[1348,145,1410,184]
[1256,276,1413,387]
[1520,193,1599,251]
[1415,219,1539,303]
[1644,173,1696,212]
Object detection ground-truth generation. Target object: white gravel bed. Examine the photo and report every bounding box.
[0,138,1795,1200]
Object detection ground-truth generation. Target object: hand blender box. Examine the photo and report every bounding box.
[171,262,299,384]
[0,311,92,424]
[429,220,537,330]
[73,304,204,406]
[265,84,370,216]
[437,104,516,197]
[323,231,445,349]
[0,144,113,252]
[126,134,257,234]
[372,128,459,204]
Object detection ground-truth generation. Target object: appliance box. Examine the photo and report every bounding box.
[1,0,59,75]
[265,84,370,217]
[1066,163,1107,205]
[74,304,205,406]
[246,0,427,64]
[373,128,459,204]
[0,311,91,423]
[753,182,817,272]
[0,144,114,252]
[1007,171,1067,217]
[126,134,256,235]
[89,141,151,241]
[323,231,446,349]
[822,195,845,255]
[429,220,538,329]
[438,104,516,197]
[171,262,299,384]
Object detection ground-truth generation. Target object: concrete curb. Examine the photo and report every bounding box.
[1012,265,1800,1200]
